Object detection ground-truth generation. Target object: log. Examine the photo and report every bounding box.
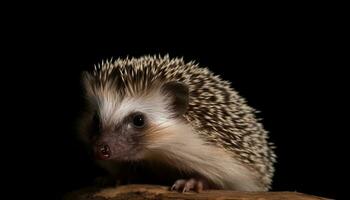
[63,184,330,200]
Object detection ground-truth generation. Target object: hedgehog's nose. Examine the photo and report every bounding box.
[99,144,110,156]
[95,144,111,160]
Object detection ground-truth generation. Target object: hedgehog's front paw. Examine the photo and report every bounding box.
[170,178,207,193]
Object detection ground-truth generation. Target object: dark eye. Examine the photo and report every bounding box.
[132,113,145,128]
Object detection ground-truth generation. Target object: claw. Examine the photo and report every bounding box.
[171,179,186,191]
[171,185,175,191]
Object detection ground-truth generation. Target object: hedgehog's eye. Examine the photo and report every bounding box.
[131,113,145,128]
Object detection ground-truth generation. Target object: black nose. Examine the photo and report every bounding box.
[97,144,111,159]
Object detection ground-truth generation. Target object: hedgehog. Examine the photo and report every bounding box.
[78,55,276,192]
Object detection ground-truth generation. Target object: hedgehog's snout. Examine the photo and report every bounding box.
[94,143,111,160]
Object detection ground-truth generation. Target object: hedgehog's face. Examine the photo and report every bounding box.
[81,72,189,161]
[87,109,150,161]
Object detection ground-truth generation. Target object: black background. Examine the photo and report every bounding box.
[5,8,342,200]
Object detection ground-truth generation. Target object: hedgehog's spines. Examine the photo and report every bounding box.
[87,55,276,190]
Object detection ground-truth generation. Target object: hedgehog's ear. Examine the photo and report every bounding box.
[161,81,189,116]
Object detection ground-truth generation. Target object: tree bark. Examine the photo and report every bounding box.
[64,184,330,200]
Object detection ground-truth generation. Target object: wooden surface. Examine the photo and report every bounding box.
[64,184,330,200]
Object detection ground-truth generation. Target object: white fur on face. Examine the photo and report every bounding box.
[97,89,173,127]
